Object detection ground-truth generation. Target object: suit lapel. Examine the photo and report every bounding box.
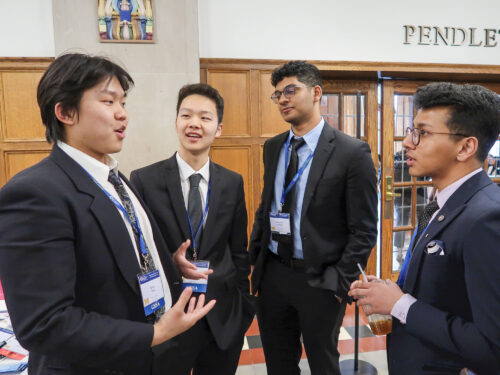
[302,124,336,218]
[51,146,142,296]
[265,132,289,206]
[163,156,191,239]
[198,162,222,259]
[403,171,493,293]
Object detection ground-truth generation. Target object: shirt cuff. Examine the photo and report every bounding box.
[391,293,417,324]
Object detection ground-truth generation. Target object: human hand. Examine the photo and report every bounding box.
[151,287,216,346]
[348,278,403,315]
[173,239,213,280]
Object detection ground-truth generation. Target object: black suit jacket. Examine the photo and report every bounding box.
[249,124,378,299]
[0,146,182,375]
[388,171,500,375]
[130,155,255,350]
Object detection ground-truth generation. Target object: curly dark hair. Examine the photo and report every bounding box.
[271,60,322,88]
[176,83,224,124]
[414,82,500,161]
[37,53,134,143]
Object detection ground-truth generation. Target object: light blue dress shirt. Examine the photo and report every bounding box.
[268,119,325,259]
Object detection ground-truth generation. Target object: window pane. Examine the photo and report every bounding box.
[487,140,500,177]
[343,94,365,138]
[393,230,411,272]
[393,187,412,227]
[394,142,411,182]
[394,95,413,137]
[320,94,339,130]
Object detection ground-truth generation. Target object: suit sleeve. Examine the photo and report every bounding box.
[229,176,251,294]
[248,142,267,265]
[0,180,153,366]
[405,209,500,372]
[130,169,145,200]
[323,142,378,298]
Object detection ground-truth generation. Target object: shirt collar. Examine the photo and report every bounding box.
[435,168,483,209]
[288,118,325,152]
[57,141,118,185]
[175,152,210,183]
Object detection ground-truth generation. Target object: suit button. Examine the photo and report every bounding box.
[303,236,308,241]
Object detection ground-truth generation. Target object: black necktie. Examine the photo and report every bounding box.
[108,171,165,318]
[188,173,203,255]
[277,137,306,261]
[413,200,439,251]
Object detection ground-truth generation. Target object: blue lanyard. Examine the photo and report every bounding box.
[279,137,314,211]
[186,180,211,258]
[84,170,149,259]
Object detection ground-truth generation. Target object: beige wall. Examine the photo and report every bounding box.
[52,0,200,176]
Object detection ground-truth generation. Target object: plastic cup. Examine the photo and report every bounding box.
[361,278,392,335]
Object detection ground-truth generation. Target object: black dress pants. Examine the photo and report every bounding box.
[257,255,347,375]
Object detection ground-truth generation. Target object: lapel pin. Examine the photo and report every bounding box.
[438,215,445,222]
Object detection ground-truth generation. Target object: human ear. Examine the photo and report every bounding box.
[456,136,478,162]
[54,103,76,126]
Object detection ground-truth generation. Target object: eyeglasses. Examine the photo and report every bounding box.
[270,84,309,104]
[405,127,469,146]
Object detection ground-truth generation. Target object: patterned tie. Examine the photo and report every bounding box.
[188,173,203,256]
[108,171,165,318]
[277,137,306,261]
[412,199,439,251]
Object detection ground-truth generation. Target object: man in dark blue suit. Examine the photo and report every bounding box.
[350,82,500,374]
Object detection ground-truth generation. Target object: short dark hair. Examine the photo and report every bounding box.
[271,60,322,88]
[37,53,134,143]
[414,82,500,161]
[176,83,224,124]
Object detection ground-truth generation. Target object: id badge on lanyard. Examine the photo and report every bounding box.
[270,212,292,236]
[138,270,166,316]
[182,260,210,293]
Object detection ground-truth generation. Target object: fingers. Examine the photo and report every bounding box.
[175,286,193,308]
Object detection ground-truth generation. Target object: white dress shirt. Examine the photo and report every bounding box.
[58,141,172,309]
[392,167,483,323]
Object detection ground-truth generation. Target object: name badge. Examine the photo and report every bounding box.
[182,260,210,293]
[270,213,291,236]
[138,270,165,316]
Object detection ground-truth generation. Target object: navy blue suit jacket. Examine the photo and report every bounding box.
[388,171,500,374]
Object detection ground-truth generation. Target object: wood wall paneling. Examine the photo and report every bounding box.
[1,71,45,140]
[207,71,251,137]
[4,150,50,180]
[0,59,52,188]
[210,145,253,235]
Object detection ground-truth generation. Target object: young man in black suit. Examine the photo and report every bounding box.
[249,61,378,374]
[0,53,215,375]
[349,83,500,374]
[130,83,254,375]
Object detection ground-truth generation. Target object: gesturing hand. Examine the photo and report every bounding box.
[151,287,216,346]
[172,239,213,280]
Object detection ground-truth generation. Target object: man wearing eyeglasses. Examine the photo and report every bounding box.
[349,82,500,374]
[249,61,378,374]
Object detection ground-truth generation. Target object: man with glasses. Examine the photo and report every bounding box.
[249,60,378,374]
[349,82,500,374]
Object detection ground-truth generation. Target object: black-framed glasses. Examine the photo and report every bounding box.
[270,84,309,104]
[405,127,470,146]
